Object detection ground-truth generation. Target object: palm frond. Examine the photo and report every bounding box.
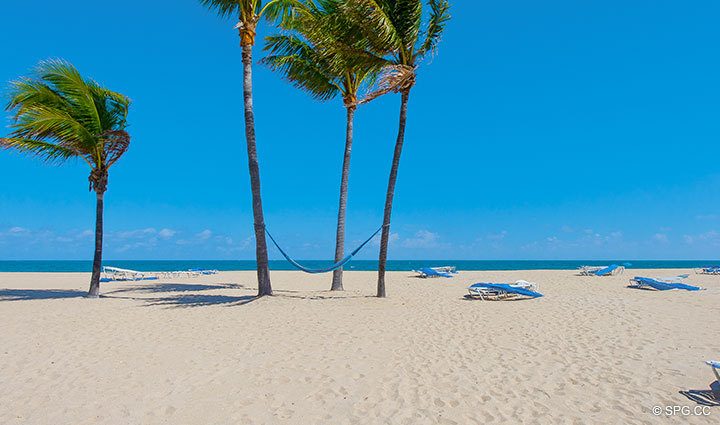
[262,35,341,101]
[35,59,104,136]
[198,0,242,18]
[416,0,450,59]
[342,0,403,57]
[392,0,422,55]
[0,137,78,164]
[261,0,304,26]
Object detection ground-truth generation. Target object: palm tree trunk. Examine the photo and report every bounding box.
[87,191,104,298]
[331,105,357,291]
[377,89,410,298]
[242,43,272,297]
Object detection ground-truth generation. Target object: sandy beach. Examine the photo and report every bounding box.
[0,269,717,424]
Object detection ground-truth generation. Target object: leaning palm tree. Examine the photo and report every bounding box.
[0,60,131,298]
[199,0,295,296]
[341,0,450,297]
[261,0,381,291]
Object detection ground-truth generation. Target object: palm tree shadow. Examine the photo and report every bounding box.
[141,294,258,308]
[270,290,375,300]
[0,289,87,301]
[104,282,244,295]
[680,381,720,407]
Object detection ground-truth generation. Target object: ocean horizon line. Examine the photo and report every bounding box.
[0,259,717,273]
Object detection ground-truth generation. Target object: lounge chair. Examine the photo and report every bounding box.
[413,267,454,278]
[467,280,543,300]
[100,266,160,282]
[629,277,703,291]
[593,264,624,276]
[578,265,604,276]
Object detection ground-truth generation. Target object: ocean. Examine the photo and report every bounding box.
[0,260,716,273]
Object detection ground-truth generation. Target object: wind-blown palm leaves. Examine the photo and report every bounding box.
[261,0,383,291]
[338,0,451,297]
[199,0,298,296]
[1,60,131,298]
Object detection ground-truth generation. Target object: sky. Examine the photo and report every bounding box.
[1,0,719,261]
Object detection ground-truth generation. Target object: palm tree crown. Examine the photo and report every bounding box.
[1,60,131,193]
[199,0,297,45]
[342,0,450,97]
[261,0,381,106]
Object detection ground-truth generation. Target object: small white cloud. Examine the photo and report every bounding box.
[197,229,213,240]
[116,228,156,239]
[486,230,507,241]
[158,228,176,239]
[8,226,27,234]
[653,233,669,244]
[402,230,439,248]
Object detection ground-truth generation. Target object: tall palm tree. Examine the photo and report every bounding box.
[199,0,295,296]
[342,0,450,297]
[0,60,131,298]
[261,0,381,291]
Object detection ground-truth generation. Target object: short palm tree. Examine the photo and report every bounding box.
[342,0,450,297]
[261,0,381,291]
[1,60,131,298]
[199,0,295,296]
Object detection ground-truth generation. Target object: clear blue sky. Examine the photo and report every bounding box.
[1,0,719,260]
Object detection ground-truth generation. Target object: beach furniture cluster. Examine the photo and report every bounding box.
[467,280,543,300]
[578,264,625,276]
[100,266,219,282]
[697,266,720,275]
[413,266,458,278]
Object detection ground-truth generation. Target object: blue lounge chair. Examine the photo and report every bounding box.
[594,264,624,276]
[467,281,543,300]
[630,277,702,291]
[414,267,453,278]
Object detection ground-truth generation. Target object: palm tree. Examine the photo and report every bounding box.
[199,0,295,296]
[342,0,450,297]
[261,0,381,291]
[0,60,131,298]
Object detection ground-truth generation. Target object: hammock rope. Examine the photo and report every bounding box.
[264,224,386,274]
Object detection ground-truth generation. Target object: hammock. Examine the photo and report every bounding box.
[264,225,385,273]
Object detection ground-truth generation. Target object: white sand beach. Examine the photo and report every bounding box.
[0,269,717,424]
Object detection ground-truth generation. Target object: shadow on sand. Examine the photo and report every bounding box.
[103,282,245,295]
[680,381,720,407]
[140,294,258,308]
[0,289,87,301]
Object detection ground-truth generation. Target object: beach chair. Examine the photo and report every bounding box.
[413,267,454,278]
[578,265,604,276]
[467,280,543,300]
[101,266,160,282]
[629,277,702,291]
[593,264,624,276]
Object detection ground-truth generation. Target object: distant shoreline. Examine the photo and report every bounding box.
[0,260,717,273]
